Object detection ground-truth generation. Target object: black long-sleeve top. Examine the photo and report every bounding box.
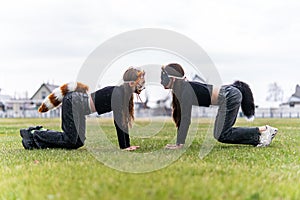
[174,81,213,144]
[90,86,130,149]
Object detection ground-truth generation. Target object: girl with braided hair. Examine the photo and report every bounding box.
[20,67,145,151]
[160,63,278,149]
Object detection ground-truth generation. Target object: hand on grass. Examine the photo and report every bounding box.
[124,146,140,151]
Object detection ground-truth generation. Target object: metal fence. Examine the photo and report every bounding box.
[1,105,300,119]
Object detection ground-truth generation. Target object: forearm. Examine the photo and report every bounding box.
[113,106,130,149]
[176,97,192,145]
[176,117,191,144]
[114,120,130,149]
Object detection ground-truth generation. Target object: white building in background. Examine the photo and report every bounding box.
[30,83,60,118]
[280,84,300,108]
[0,90,11,117]
[30,83,58,101]
[1,83,60,118]
[254,84,300,118]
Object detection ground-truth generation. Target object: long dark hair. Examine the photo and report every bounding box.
[164,63,185,128]
[122,67,144,128]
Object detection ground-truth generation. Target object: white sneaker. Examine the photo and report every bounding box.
[165,144,184,150]
[257,125,278,147]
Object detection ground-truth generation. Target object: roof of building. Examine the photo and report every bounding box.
[30,83,59,100]
[281,84,300,106]
[289,96,300,103]
[44,83,59,92]
[287,85,300,103]
[291,85,300,98]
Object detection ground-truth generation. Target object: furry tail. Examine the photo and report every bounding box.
[232,80,255,119]
[38,82,89,113]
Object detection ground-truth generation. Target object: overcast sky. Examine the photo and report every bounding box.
[1,0,300,107]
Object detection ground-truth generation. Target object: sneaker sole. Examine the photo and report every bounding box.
[20,129,31,140]
[22,139,33,150]
[20,129,28,138]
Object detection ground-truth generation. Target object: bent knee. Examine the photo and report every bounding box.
[213,131,228,143]
[66,142,84,149]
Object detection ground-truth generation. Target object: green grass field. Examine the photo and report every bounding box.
[1,117,300,200]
